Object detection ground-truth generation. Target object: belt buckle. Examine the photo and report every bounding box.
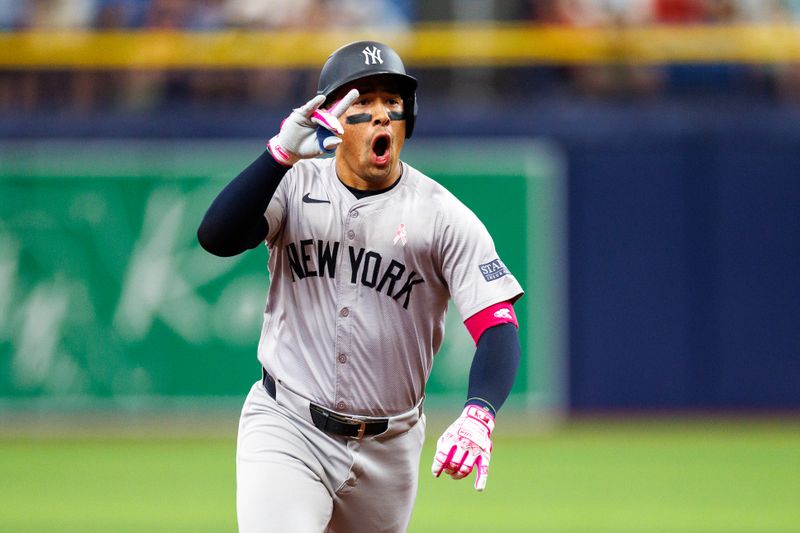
[355,420,367,439]
[342,416,367,439]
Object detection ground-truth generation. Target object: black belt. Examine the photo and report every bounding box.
[262,368,389,439]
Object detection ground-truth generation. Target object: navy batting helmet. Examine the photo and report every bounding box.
[317,41,418,138]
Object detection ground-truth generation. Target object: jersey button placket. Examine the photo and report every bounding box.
[335,209,359,411]
[346,209,358,240]
[335,307,350,408]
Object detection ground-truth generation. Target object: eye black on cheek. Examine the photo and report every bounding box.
[346,113,372,124]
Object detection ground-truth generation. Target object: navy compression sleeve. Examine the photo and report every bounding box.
[465,322,521,416]
[197,150,289,257]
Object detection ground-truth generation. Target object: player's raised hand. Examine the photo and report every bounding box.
[268,89,359,166]
[431,405,494,491]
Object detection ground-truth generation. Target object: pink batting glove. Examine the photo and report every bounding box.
[267,89,359,166]
[431,405,495,491]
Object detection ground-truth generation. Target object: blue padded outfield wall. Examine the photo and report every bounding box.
[557,109,800,410]
[2,101,799,410]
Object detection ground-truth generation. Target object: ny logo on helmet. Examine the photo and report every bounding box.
[362,46,383,65]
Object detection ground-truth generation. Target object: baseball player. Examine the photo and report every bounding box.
[197,41,523,533]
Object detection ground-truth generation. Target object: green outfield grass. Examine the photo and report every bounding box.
[0,417,798,532]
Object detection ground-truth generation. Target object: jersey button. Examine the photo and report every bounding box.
[339,307,350,317]
[347,230,355,240]
[351,210,359,218]
[337,353,347,364]
[336,401,346,411]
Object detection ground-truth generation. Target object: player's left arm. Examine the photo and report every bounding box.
[462,301,521,415]
[431,302,520,491]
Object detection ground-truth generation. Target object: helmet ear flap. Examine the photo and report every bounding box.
[404,94,417,139]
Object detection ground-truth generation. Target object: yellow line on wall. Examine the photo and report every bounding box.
[2,25,800,69]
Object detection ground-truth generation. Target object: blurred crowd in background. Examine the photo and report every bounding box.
[3,0,800,114]
[0,0,412,30]
[5,0,800,29]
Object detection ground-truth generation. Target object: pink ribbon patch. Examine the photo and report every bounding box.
[393,223,407,246]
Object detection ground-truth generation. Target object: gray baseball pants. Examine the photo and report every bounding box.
[236,379,426,533]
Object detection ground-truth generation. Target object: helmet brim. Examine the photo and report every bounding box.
[319,71,417,104]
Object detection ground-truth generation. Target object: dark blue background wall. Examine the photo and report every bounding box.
[562,114,800,410]
[5,99,799,409]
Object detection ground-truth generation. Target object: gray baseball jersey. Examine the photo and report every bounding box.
[258,157,523,417]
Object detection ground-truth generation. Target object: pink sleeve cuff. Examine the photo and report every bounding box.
[464,301,518,345]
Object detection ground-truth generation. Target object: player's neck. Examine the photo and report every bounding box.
[335,160,403,192]
[342,173,403,200]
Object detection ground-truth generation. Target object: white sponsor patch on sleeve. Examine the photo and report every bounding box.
[478,259,508,282]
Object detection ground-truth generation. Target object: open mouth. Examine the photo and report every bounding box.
[371,133,391,165]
